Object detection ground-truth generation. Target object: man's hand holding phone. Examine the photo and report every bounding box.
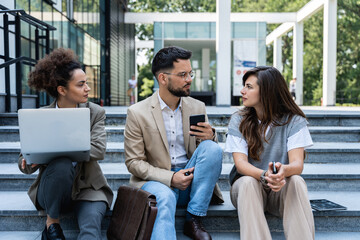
[171,167,194,190]
[189,114,215,140]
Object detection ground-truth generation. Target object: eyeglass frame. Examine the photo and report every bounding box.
[162,70,195,81]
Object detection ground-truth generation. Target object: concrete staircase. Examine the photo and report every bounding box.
[1,106,360,240]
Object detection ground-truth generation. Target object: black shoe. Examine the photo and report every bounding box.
[41,223,65,240]
[183,217,212,240]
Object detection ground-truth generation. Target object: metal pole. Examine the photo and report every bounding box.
[45,28,50,105]
[3,13,11,112]
[15,14,22,111]
[35,28,40,108]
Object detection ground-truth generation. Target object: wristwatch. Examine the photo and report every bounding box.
[260,170,268,187]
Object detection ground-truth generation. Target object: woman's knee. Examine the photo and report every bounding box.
[45,157,74,179]
[77,201,106,227]
[238,176,259,189]
[287,175,307,190]
[231,176,259,205]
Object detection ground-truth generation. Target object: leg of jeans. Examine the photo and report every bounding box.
[141,181,177,240]
[75,201,107,240]
[184,140,222,216]
[269,175,315,240]
[230,176,271,240]
[37,157,75,219]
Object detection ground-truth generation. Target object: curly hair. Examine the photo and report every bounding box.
[28,48,82,98]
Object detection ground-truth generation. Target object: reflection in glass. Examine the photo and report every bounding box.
[164,23,186,38]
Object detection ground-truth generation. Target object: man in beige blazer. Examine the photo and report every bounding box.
[125,46,223,240]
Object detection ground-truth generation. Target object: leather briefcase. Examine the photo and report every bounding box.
[107,186,157,240]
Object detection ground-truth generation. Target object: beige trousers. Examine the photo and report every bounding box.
[230,175,315,240]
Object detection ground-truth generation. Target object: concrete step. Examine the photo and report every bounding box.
[2,125,360,143]
[309,126,360,142]
[0,126,228,143]
[0,190,359,232]
[2,162,360,192]
[2,141,360,164]
[1,231,360,240]
[2,107,360,126]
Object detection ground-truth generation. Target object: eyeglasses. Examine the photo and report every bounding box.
[163,71,195,81]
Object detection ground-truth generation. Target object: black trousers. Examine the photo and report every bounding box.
[37,157,75,219]
[36,158,108,239]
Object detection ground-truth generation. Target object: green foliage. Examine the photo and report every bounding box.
[137,57,154,101]
[139,77,155,98]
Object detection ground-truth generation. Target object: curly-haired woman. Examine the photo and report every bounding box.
[18,48,113,240]
[225,66,314,240]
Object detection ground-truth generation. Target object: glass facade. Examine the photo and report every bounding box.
[108,0,135,106]
[11,0,103,105]
[153,21,266,105]
[0,0,135,111]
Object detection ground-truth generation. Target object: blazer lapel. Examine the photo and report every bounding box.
[47,101,57,108]
[181,98,191,155]
[150,92,170,154]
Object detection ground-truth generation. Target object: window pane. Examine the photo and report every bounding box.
[53,9,62,48]
[187,23,210,39]
[233,22,257,38]
[164,23,186,39]
[154,22,162,39]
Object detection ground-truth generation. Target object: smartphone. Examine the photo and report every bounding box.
[272,161,278,174]
[189,114,205,136]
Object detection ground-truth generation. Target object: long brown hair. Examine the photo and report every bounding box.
[239,66,306,161]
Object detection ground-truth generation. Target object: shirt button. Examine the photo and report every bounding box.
[171,145,174,147]
[171,115,173,118]
[172,157,174,159]
[172,131,175,134]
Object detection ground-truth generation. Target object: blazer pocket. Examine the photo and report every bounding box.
[91,175,106,190]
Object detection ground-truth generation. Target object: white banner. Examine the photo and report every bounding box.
[233,40,258,96]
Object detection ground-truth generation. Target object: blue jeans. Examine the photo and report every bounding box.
[141,140,222,240]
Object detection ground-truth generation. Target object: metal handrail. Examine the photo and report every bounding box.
[0,5,56,31]
[0,56,37,69]
[0,5,56,112]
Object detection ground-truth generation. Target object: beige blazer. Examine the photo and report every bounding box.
[18,101,113,209]
[124,92,224,203]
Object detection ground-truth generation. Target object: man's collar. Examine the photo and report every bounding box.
[157,92,182,111]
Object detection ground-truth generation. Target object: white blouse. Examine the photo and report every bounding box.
[224,126,313,155]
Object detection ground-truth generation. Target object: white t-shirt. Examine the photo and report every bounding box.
[128,79,137,88]
[225,125,313,155]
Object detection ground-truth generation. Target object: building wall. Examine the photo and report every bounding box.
[108,0,135,106]
[0,0,135,111]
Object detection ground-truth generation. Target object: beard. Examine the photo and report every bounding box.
[167,79,191,97]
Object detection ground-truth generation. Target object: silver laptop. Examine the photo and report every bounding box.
[18,108,91,165]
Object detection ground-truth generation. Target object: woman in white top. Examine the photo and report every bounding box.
[225,66,314,240]
[128,75,137,105]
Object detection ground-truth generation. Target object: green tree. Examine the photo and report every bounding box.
[139,77,155,99]
[137,56,154,101]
